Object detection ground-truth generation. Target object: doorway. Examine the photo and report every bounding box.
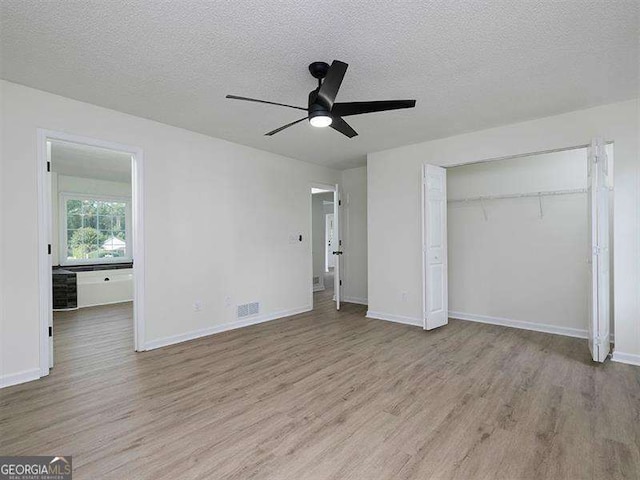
[422,140,614,363]
[37,130,145,378]
[311,184,341,310]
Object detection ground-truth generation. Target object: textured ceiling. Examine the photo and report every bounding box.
[51,141,132,184]
[1,1,638,169]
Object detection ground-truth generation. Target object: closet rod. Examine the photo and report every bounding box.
[447,187,587,204]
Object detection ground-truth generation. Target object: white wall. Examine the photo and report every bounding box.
[341,166,368,305]
[367,99,640,363]
[51,174,132,265]
[447,148,589,333]
[0,80,340,385]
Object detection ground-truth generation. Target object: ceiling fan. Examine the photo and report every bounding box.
[226,60,416,138]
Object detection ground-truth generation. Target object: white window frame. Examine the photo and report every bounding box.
[59,192,132,265]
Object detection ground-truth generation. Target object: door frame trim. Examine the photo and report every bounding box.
[36,129,146,377]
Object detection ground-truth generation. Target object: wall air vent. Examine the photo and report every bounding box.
[313,276,320,285]
[237,302,260,319]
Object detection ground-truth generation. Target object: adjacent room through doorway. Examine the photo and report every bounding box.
[46,137,139,372]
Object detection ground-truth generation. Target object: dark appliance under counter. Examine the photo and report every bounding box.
[52,268,78,310]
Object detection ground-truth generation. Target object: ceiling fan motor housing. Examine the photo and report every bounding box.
[308,90,329,115]
[309,107,331,123]
[308,61,330,80]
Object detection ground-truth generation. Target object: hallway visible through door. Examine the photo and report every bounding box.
[311,184,341,310]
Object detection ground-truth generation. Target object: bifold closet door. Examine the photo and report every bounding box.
[422,164,448,330]
[588,138,611,363]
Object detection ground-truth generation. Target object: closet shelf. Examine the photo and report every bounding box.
[447,187,588,204]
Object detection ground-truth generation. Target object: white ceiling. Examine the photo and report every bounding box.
[1,1,638,169]
[51,140,132,184]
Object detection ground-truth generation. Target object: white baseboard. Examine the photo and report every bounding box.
[313,285,325,292]
[449,311,589,339]
[343,296,368,306]
[143,306,312,351]
[366,310,422,327]
[0,368,41,389]
[611,351,640,367]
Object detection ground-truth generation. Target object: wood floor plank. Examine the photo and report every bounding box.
[1,293,639,479]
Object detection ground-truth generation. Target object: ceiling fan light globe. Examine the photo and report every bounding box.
[309,115,332,128]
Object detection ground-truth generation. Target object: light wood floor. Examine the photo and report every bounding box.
[1,293,639,479]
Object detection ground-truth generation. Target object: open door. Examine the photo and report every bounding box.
[326,214,335,271]
[333,184,342,310]
[588,138,611,362]
[46,140,54,368]
[422,164,448,330]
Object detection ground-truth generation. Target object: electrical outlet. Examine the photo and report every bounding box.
[193,300,202,312]
[224,296,232,307]
[401,291,408,302]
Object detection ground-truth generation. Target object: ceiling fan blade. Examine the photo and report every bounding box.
[226,95,307,112]
[332,99,416,117]
[265,117,307,136]
[330,116,358,138]
[317,60,348,109]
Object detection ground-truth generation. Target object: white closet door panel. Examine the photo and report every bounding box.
[588,138,610,363]
[423,164,448,330]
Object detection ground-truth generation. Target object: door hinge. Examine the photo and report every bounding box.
[49,326,52,337]
[47,161,51,172]
[48,244,52,255]
[339,280,342,286]
[338,199,342,206]
[339,239,342,246]
[591,148,606,164]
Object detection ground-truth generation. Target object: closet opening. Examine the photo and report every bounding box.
[422,140,613,362]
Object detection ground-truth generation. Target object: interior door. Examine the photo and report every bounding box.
[333,185,341,310]
[47,140,54,368]
[422,164,448,330]
[588,138,611,362]
[326,214,335,270]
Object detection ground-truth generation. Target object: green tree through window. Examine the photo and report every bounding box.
[64,197,128,262]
